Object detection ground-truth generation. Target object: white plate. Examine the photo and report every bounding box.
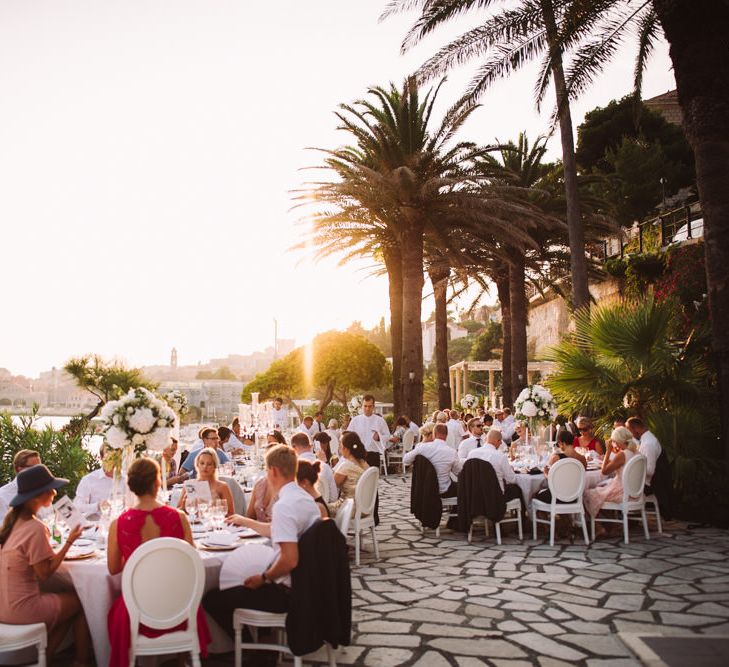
[236,528,259,539]
[65,548,97,560]
[74,538,94,548]
[199,542,237,551]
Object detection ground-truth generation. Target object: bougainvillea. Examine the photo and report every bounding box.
[654,243,707,330]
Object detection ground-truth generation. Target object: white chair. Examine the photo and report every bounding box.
[532,458,590,547]
[591,454,650,544]
[121,537,205,666]
[378,442,388,478]
[233,610,337,667]
[468,497,523,545]
[334,498,354,537]
[0,622,46,666]
[352,467,379,566]
[387,430,415,476]
[645,494,663,533]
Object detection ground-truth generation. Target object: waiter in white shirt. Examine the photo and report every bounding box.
[271,397,289,430]
[466,429,523,504]
[446,410,467,448]
[626,416,663,493]
[458,417,487,460]
[348,394,391,469]
[403,423,462,496]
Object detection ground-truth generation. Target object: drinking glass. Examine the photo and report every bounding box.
[187,497,199,525]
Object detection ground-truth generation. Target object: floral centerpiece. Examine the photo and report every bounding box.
[514,384,558,433]
[101,387,177,456]
[348,394,364,416]
[460,393,479,411]
[164,389,189,416]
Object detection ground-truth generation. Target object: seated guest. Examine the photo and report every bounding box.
[177,448,234,516]
[575,416,605,456]
[434,411,448,424]
[298,415,316,438]
[0,449,41,523]
[74,443,114,518]
[328,431,370,514]
[296,459,329,518]
[325,419,340,457]
[161,437,190,486]
[313,431,336,466]
[419,422,435,443]
[0,465,91,663]
[466,429,521,502]
[181,428,230,477]
[231,417,242,438]
[458,418,487,460]
[220,426,247,455]
[291,432,337,504]
[245,471,276,524]
[404,415,420,441]
[626,417,662,494]
[583,426,638,529]
[404,423,462,497]
[446,410,466,446]
[267,430,287,446]
[534,431,587,503]
[390,416,410,447]
[107,458,210,666]
[493,409,516,443]
[508,421,528,458]
[206,445,321,635]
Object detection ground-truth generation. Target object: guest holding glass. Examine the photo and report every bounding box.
[575,416,605,456]
[177,448,234,517]
[107,457,210,667]
[0,465,92,664]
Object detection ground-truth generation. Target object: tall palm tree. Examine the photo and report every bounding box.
[382,0,593,309]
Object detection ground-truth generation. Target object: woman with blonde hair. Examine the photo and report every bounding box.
[178,447,234,517]
[575,416,605,456]
[419,422,435,443]
[583,426,639,529]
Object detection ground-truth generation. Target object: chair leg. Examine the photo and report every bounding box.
[641,508,650,540]
[326,642,337,667]
[355,530,361,566]
[549,513,555,547]
[591,515,596,542]
[468,521,473,543]
[294,656,303,667]
[580,512,590,545]
[37,646,46,667]
[532,507,537,540]
[235,625,242,667]
[191,652,201,667]
[623,510,630,544]
[371,526,379,560]
[654,503,663,534]
[495,521,502,546]
[517,511,523,540]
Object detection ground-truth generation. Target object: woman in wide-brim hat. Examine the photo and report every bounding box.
[0,464,92,664]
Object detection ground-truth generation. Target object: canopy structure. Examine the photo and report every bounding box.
[449,360,557,409]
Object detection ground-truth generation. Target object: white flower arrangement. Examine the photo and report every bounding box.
[101,387,176,453]
[460,393,479,411]
[348,394,364,416]
[164,389,189,415]
[514,384,558,424]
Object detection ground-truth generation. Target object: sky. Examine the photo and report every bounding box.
[0,1,676,378]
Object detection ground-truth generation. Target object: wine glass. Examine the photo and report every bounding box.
[187,497,199,525]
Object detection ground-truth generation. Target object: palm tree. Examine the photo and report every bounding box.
[382,0,593,309]
[301,78,544,421]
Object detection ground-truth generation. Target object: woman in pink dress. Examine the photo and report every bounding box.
[583,426,638,528]
[107,457,211,667]
[0,464,92,664]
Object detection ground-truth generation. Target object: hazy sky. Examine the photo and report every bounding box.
[0,1,676,378]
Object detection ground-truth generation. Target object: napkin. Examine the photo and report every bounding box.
[219,543,275,591]
[204,531,237,547]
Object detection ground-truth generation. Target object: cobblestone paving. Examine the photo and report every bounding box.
[324,475,729,666]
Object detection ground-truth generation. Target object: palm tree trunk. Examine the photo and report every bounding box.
[429,265,451,409]
[495,270,513,407]
[509,256,529,404]
[383,246,404,416]
[653,0,729,462]
[400,215,425,423]
[540,0,591,309]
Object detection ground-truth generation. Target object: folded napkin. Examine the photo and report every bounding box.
[205,531,237,547]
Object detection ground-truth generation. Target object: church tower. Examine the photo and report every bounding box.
[170,347,178,368]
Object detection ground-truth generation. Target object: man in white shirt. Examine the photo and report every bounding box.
[458,417,487,460]
[627,416,663,491]
[0,449,41,523]
[312,411,325,433]
[405,415,420,441]
[271,397,289,431]
[446,410,467,449]
[290,432,337,504]
[348,394,391,469]
[493,409,516,443]
[466,429,522,502]
[297,416,317,438]
[74,444,114,519]
[403,423,462,497]
[203,444,320,636]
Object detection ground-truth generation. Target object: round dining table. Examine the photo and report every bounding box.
[513,467,606,509]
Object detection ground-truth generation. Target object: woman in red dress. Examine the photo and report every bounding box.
[107,457,210,667]
[575,417,605,456]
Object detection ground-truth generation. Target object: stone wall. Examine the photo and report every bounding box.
[527,278,622,357]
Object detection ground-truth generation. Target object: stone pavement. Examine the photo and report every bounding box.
[325,474,729,666]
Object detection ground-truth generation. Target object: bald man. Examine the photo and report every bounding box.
[466,429,522,503]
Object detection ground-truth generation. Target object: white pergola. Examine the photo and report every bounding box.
[449,360,557,408]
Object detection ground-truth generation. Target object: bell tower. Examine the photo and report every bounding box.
[170,347,178,368]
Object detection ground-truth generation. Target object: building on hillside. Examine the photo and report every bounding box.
[422,321,468,364]
[644,89,682,126]
[158,380,245,423]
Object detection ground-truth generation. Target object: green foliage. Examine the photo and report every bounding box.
[64,355,157,418]
[242,331,389,411]
[469,321,502,361]
[301,403,348,425]
[0,409,95,497]
[195,366,238,381]
[347,319,392,357]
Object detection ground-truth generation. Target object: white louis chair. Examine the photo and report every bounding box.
[0,622,47,666]
[591,454,650,544]
[334,498,354,537]
[352,466,380,566]
[532,457,590,546]
[121,537,205,666]
[468,496,523,545]
[387,430,415,476]
[645,493,663,534]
